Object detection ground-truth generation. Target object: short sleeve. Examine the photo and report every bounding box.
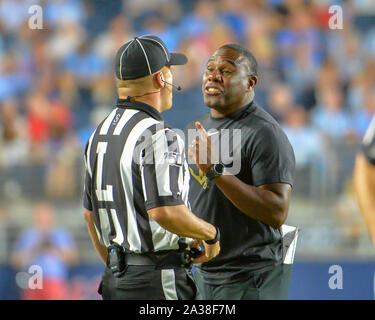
[140,128,185,210]
[249,124,295,187]
[83,147,93,211]
[362,115,375,165]
[83,171,93,210]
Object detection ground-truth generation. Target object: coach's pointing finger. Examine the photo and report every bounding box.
[195,121,208,140]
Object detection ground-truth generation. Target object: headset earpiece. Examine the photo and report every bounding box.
[160,74,165,87]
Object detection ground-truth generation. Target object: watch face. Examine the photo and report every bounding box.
[214,163,224,174]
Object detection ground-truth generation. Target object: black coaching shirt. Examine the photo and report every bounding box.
[362,115,375,165]
[83,98,191,253]
[184,101,296,285]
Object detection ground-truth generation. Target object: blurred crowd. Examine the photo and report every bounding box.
[1,0,375,299]
[0,0,375,201]
[11,202,77,299]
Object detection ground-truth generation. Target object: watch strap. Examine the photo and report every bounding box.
[205,226,220,245]
[206,163,224,181]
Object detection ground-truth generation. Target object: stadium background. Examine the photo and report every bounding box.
[0,0,374,299]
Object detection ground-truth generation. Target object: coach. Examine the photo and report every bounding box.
[185,44,296,300]
[82,36,220,300]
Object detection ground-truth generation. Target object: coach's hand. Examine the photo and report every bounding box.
[192,240,220,264]
[188,121,219,174]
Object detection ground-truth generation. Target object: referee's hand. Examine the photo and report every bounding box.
[191,240,220,264]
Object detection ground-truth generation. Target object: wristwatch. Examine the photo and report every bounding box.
[206,162,224,180]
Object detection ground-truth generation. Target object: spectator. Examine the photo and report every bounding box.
[44,0,86,29]
[44,99,79,199]
[283,106,325,168]
[25,92,50,163]
[267,83,294,122]
[311,87,353,140]
[48,22,86,62]
[179,0,221,38]
[45,134,79,199]
[62,42,107,87]
[11,202,77,300]
[326,29,362,81]
[275,7,323,79]
[0,0,34,34]
[353,90,375,137]
[93,15,133,64]
[0,51,30,102]
[285,43,319,98]
[140,11,180,51]
[219,0,249,43]
[347,72,372,114]
[0,99,28,168]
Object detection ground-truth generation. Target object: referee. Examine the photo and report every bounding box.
[82,35,220,300]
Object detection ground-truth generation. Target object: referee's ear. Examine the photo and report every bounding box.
[154,71,165,89]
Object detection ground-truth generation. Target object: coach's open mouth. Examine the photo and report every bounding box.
[204,85,223,96]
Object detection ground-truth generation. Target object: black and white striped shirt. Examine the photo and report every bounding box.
[83,98,191,253]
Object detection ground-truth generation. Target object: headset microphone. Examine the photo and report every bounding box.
[161,79,182,91]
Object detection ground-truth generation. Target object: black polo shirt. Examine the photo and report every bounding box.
[184,101,296,285]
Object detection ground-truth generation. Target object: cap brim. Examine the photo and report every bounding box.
[168,52,188,66]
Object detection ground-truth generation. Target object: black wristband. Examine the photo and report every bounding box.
[205,226,220,245]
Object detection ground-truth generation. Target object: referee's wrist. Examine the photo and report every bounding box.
[205,226,220,245]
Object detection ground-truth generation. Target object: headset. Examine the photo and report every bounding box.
[161,75,181,91]
[127,74,182,99]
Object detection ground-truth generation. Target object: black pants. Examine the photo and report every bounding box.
[193,264,293,300]
[99,265,201,300]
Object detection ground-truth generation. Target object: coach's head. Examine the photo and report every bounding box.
[115,35,187,112]
[202,44,258,115]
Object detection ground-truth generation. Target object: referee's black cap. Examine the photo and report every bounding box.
[115,35,188,80]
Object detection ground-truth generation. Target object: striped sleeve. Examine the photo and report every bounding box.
[140,128,185,210]
[362,115,375,165]
[83,133,95,210]
[83,171,93,210]
[83,141,93,210]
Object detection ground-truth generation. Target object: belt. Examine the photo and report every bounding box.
[124,250,185,268]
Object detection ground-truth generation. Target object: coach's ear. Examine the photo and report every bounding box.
[248,75,257,90]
